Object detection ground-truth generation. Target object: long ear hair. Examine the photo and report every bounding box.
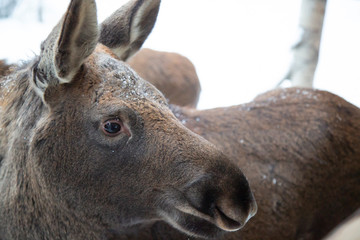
[99,0,160,61]
[33,0,99,97]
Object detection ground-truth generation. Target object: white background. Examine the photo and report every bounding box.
[0,0,359,109]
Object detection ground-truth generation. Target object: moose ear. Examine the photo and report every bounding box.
[34,0,99,96]
[99,0,160,61]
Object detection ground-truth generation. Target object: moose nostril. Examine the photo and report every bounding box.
[213,201,251,231]
[212,190,257,231]
[214,206,243,231]
[182,171,256,232]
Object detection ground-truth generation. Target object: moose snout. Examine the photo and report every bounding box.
[183,170,257,232]
[152,128,256,238]
[213,192,257,231]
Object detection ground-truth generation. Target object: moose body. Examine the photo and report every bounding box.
[173,88,360,239]
[127,48,201,108]
[0,0,257,239]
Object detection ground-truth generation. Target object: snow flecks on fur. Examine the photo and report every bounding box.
[96,54,167,107]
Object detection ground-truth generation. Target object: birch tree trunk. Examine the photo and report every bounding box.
[0,0,18,18]
[280,0,327,88]
[38,0,43,22]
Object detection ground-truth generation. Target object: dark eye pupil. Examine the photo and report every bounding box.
[104,122,121,134]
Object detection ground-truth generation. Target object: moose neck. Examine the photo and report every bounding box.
[0,170,109,239]
[0,65,109,239]
[0,64,44,157]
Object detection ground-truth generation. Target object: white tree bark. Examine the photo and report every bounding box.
[280,0,327,88]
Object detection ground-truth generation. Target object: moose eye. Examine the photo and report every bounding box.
[102,119,123,136]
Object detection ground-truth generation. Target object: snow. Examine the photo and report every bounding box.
[0,0,359,110]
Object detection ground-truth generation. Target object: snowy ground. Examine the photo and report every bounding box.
[0,0,359,109]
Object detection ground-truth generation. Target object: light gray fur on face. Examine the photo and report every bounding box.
[95,52,168,107]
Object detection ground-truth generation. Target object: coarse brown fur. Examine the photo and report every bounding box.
[0,0,257,239]
[127,48,201,108]
[171,88,360,239]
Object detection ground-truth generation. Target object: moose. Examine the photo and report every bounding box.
[1,0,359,239]
[0,0,258,239]
[170,88,360,239]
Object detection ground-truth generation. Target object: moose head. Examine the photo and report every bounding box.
[0,0,256,239]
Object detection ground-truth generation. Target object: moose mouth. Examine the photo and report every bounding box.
[159,199,244,239]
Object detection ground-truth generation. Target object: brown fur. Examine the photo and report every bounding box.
[0,0,256,239]
[127,48,201,108]
[175,88,360,239]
